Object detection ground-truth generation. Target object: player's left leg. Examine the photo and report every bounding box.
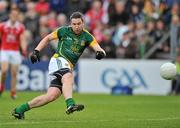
[28,87,61,108]
[0,50,10,95]
[10,64,19,99]
[12,87,61,119]
[9,50,22,99]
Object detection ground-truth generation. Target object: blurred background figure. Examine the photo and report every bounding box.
[35,0,50,16]
[0,8,27,99]
[57,13,67,26]
[0,0,8,22]
[85,0,107,32]
[24,1,39,39]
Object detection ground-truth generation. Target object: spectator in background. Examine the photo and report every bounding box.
[24,2,39,39]
[0,8,27,99]
[129,4,144,23]
[126,0,144,13]
[108,0,129,27]
[0,1,8,22]
[155,19,166,42]
[146,20,156,44]
[154,19,169,55]
[162,0,180,9]
[143,0,160,22]
[115,29,130,58]
[85,0,107,32]
[136,31,152,58]
[47,11,58,31]
[112,24,129,47]
[49,0,68,14]
[38,15,49,34]
[171,3,180,21]
[100,29,116,58]
[163,2,180,25]
[35,0,49,16]
[67,0,90,17]
[57,13,67,26]
[92,22,106,44]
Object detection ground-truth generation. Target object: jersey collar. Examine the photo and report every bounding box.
[6,20,20,29]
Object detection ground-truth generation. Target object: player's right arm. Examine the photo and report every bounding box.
[30,29,59,64]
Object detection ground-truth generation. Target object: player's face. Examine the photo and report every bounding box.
[9,10,19,23]
[71,18,84,35]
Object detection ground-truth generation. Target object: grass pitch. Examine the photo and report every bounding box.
[0,91,180,128]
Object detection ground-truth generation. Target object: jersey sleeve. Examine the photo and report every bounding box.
[89,35,98,47]
[83,29,98,47]
[52,29,58,39]
[52,27,66,39]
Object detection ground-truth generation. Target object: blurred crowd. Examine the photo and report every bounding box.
[1,0,180,60]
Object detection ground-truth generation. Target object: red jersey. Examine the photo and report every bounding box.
[0,20,25,51]
[85,9,105,32]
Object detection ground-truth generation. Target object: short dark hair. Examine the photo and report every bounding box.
[70,11,84,21]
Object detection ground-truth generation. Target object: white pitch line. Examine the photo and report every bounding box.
[1,117,179,126]
[0,120,110,126]
[128,117,180,121]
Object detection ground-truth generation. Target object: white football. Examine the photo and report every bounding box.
[160,62,176,80]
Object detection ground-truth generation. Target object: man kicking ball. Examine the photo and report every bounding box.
[12,11,106,119]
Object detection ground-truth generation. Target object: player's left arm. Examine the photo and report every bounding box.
[89,37,106,60]
[0,23,2,48]
[20,30,27,56]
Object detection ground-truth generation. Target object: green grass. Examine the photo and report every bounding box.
[0,91,180,128]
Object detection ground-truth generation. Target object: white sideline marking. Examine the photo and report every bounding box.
[0,120,110,126]
[128,117,180,121]
[0,117,179,126]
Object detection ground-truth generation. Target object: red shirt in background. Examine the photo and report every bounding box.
[0,21,25,51]
[35,1,49,15]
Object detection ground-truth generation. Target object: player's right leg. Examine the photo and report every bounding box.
[0,50,10,95]
[0,61,9,95]
[61,72,84,114]
[12,87,61,119]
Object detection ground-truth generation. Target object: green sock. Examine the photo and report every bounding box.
[15,103,30,113]
[66,98,75,108]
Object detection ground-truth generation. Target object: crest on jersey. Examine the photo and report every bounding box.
[66,37,72,41]
[80,40,85,46]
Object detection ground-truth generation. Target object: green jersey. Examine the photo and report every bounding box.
[53,26,97,66]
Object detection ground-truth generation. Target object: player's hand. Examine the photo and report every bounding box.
[22,50,27,57]
[30,50,40,64]
[96,51,106,60]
